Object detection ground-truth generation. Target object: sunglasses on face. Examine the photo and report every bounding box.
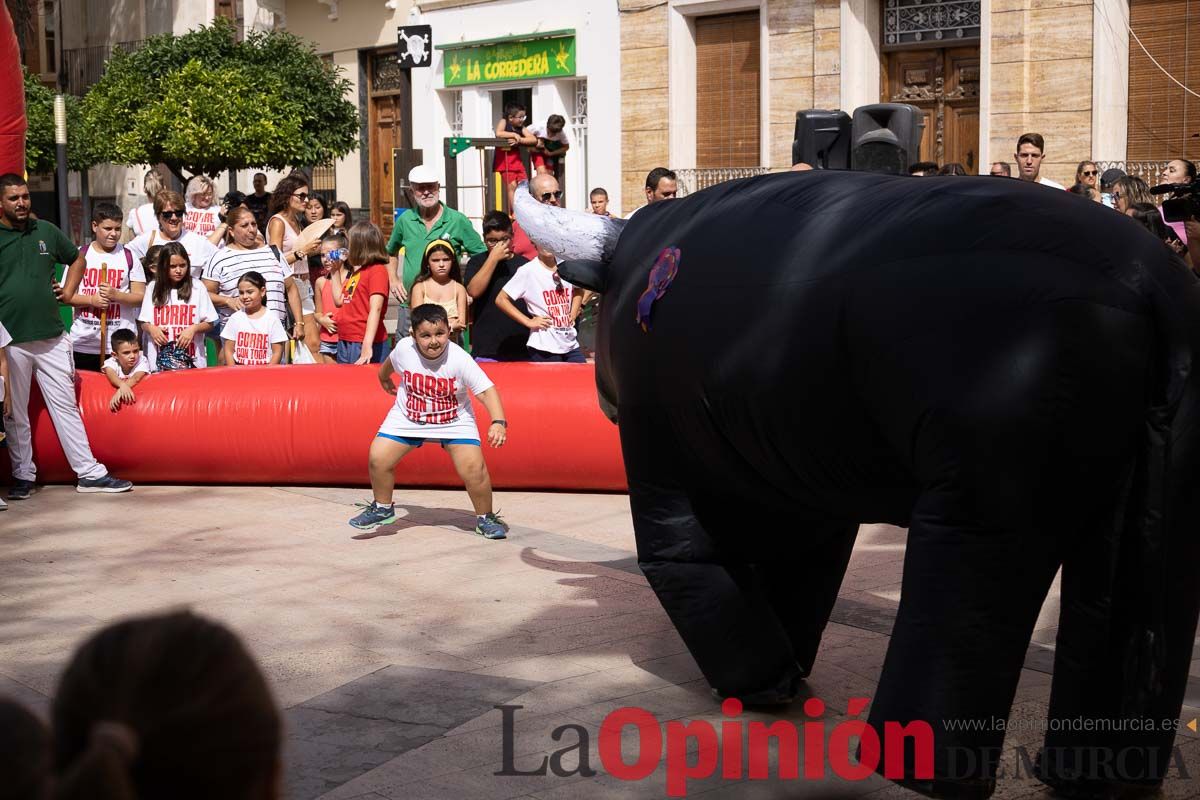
[1112,192,1122,200]
[293,192,310,201]
[159,210,184,219]
[1082,170,1098,177]
[540,190,563,201]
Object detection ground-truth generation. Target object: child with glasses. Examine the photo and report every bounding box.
[494,240,585,363]
[494,102,537,212]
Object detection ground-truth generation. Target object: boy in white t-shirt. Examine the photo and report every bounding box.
[495,244,585,362]
[348,304,511,539]
[102,330,150,412]
[66,203,147,371]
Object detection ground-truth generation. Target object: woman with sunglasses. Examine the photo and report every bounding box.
[1112,175,1153,215]
[267,174,320,359]
[1075,161,1100,197]
[126,191,217,279]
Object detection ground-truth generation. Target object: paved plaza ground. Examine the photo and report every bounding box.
[1,484,1197,799]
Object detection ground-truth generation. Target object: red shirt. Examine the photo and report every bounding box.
[339,262,390,344]
[511,220,537,261]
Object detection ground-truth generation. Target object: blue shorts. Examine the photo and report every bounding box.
[376,433,481,448]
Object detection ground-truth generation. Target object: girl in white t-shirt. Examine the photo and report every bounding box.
[221,272,288,366]
[139,242,219,371]
[347,304,511,540]
[409,240,468,344]
[495,245,585,362]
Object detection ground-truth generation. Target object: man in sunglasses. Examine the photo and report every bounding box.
[0,173,133,499]
[126,190,217,278]
[507,173,564,261]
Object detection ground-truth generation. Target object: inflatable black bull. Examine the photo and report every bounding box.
[515,172,1200,797]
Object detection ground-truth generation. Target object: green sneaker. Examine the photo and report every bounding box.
[349,502,397,530]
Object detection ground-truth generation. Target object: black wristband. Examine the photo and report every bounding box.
[491,419,507,428]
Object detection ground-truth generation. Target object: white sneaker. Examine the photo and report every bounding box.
[0,496,7,510]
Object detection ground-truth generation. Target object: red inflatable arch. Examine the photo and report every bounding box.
[0,4,26,175]
[4,364,627,491]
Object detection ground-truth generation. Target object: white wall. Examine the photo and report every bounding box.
[411,0,622,215]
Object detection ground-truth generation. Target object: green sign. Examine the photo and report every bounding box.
[444,35,575,87]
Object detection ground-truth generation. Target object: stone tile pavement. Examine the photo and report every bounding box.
[1,485,1196,798]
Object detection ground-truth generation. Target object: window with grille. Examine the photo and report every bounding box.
[695,12,761,169]
[1127,0,1200,162]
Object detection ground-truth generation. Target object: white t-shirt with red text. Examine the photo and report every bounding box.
[138,280,220,370]
[378,338,495,441]
[69,243,146,355]
[185,204,221,238]
[221,309,288,366]
[102,354,151,380]
[500,260,578,354]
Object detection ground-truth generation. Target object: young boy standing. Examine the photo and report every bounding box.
[68,203,147,371]
[101,329,150,412]
[494,244,585,362]
[349,304,510,539]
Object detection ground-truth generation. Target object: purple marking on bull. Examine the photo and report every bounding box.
[637,247,681,332]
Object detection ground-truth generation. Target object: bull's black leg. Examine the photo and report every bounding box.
[628,472,806,702]
[867,490,1062,798]
[756,519,859,677]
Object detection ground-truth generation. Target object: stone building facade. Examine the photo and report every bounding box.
[618,0,1148,208]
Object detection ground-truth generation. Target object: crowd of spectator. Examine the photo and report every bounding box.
[1,135,1197,507]
[933,132,1198,269]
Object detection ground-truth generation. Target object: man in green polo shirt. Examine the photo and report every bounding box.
[386,164,485,322]
[0,173,133,499]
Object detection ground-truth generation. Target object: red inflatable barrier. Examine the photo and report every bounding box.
[0,4,26,175]
[3,364,627,491]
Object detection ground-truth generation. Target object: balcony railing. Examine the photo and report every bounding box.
[61,39,143,95]
[674,167,769,197]
[1095,161,1170,185]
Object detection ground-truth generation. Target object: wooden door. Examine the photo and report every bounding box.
[883,47,980,170]
[369,95,402,237]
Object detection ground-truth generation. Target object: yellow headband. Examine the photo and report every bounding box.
[424,239,454,257]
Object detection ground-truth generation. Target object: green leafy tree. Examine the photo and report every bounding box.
[23,68,100,173]
[80,17,359,183]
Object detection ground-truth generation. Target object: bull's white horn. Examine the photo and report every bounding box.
[513,183,627,262]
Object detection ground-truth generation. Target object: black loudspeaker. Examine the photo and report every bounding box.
[850,103,924,174]
[792,109,851,170]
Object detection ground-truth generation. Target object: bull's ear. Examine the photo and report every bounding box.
[558,259,608,293]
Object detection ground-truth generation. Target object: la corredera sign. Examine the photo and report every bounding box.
[443,34,575,87]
